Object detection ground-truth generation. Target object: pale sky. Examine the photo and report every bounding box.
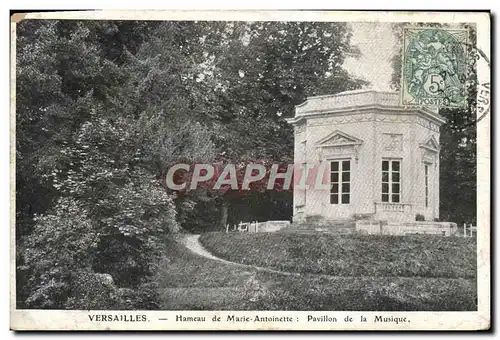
[343,22,397,91]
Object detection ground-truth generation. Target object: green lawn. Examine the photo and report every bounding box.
[199,232,476,279]
[155,235,477,311]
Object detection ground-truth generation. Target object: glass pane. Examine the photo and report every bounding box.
[330,194,338,204]
[382,183,389,193]
[382,160,389,171]
[392,172,400,182]
[341,194,350,204]
[331,183,339,194]
[342,183,350,193]
[342,161,350,171]
[342,171,350,182]
[382,172,389,182]
[331,161,339,172]
[382,194,389,202]
[392,184,400,194]
[330,172,339,183]
[392,194,400,203]
[392,161,400,171]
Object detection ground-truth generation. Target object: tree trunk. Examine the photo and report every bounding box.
[220,199,229,230]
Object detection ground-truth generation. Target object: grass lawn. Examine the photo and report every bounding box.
[199,232,476,279]
[155,235,477,311]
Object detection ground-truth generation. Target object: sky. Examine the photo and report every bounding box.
[343,22,398,91]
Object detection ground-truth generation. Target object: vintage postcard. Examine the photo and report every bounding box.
[10,10,490,331]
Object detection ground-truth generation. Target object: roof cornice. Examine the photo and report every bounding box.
[287,104,447,126]
[288,90,447,127]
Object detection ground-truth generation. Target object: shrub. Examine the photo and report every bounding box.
[21,198,106,309]
[65,271,122,310]
[20,178,177,309]
[416,214,425,221]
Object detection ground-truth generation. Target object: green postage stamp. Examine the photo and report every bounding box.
[401,27,468,108]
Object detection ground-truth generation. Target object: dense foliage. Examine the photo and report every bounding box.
[16,20,365,309]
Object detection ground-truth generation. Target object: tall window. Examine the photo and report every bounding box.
[382,159,401,203]
[424,164,429,207]
[330,160,350,204]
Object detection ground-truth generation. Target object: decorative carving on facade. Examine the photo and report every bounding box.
[421,149,438,164]
[320,145,357,158]
[375,114,412,123]
[382,133,403,151]
[294,123,306,134]
[316,130,363,161]
[308,114,372,127]
[316,130,363,147]
[322,134,351,145]
[419,136,440,164]
[307,113,440,132]
[420,135,440,151]
[415,116,437,131]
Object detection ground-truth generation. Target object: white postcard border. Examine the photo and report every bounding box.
[9,10,490,331]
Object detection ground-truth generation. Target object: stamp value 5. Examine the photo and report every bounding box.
[401,27,468,108]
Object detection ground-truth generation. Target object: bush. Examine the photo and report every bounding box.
[21,198,105,309]
[19,179,177,309]
[65,271,122,310]
[416,214,426,221]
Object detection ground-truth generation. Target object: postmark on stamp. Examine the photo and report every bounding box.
[401,27,468,108]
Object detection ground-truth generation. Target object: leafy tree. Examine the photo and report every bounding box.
[180,21,367,228]
[16,20,214,308]
[16,20,117,307]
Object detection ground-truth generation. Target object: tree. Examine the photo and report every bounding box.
[16,20,215,308]
[180,21,367,228]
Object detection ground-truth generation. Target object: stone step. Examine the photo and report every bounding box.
[279,228,355,235]
[280,221,357,234]
[292,222,356,229]
[304,215,327,222]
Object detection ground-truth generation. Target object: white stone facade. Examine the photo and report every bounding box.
[286,90,446,223]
